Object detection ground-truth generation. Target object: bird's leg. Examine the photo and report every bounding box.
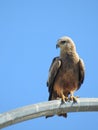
[61,92,68,103]
[69,92,78,102]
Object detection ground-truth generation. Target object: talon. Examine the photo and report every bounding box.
[69,92,79,103]
[56,97,61,100]
[65,97,68,101]
[62,95,68,103]
[62,99,66,103]
[70,96,78,102]
[76,96,79,98]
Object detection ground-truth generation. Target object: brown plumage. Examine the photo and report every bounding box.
[46,36,85,118]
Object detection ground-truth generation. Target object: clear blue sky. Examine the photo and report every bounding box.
[0,0,98,129]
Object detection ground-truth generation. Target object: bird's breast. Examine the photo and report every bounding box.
[54,61,79,92]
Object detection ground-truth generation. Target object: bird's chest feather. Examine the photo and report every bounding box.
[55,58,79,92]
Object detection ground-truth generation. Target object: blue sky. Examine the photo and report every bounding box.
[0,0,98,129]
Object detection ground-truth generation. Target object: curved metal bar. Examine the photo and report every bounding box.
[0,98,98,129]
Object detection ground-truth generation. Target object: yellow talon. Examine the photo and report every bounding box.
[70,96,78,102]
[62,94,68,103]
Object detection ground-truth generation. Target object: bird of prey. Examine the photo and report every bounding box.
[46,36,85,118]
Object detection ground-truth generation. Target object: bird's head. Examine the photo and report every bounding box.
[56,36,76,52]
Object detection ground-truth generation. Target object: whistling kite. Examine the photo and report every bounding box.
[46,36,85,118]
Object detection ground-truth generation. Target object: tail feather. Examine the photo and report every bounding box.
[46,93,67,118]
[46,115,54,118]
[58,113,67,118]
[45,113,67,119]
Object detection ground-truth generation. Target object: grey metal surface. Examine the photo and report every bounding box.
[0,98,98,129]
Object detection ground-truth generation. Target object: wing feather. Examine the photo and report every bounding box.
[78,58,85,88]
[47,57,61,100]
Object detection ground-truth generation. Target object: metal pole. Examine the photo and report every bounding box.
[0,98,98,129]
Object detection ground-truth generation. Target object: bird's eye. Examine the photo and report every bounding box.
[61,40,66,44]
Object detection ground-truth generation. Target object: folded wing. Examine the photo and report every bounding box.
[47,57,62,100]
